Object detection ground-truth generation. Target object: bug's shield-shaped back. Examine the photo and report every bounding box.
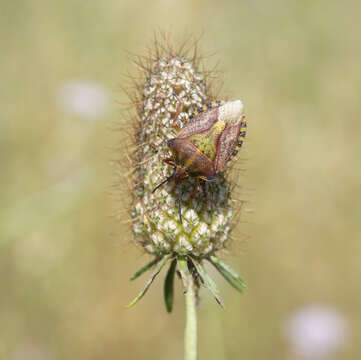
[214,124,241,173]
[176,108,219,139]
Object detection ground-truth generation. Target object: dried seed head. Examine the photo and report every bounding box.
[128,48,236,258]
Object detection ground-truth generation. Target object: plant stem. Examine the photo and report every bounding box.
[184,270,197,360]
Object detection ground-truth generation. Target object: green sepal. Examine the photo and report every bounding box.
[177,257,190,293]
[209,255,247,293]
[190,258,224,309]
[164,258,177,313]
[126,254,171,309]
[130,257,159,281]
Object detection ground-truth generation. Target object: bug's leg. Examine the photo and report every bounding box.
[178,184,183,224]
[190,177,201,197]
[205,180,215,212]
[195,178,200,194]
[171,96,183,131]
[163,158,177,167]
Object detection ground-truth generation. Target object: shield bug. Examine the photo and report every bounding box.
[153,99,247,223]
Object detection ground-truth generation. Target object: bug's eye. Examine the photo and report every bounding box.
[167,139,174,147]
[232,149,238,156]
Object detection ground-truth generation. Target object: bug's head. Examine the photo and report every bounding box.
[218,100,244,125]
[166,139,178,158]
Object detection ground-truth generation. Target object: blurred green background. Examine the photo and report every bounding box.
[1,0,360,359]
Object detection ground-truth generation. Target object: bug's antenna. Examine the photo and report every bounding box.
[178,184,183,224]
[152,169,175,193]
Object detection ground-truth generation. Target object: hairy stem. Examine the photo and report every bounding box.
[184,269,197,360]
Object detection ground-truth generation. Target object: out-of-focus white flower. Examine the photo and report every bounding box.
[284,304,350,359]
[57,80,109,119]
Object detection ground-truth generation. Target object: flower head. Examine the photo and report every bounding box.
[118,36,247,310]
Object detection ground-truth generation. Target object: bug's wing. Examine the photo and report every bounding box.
[214,124,241,173]
[168,138,215,178]
[177,108,219,139]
